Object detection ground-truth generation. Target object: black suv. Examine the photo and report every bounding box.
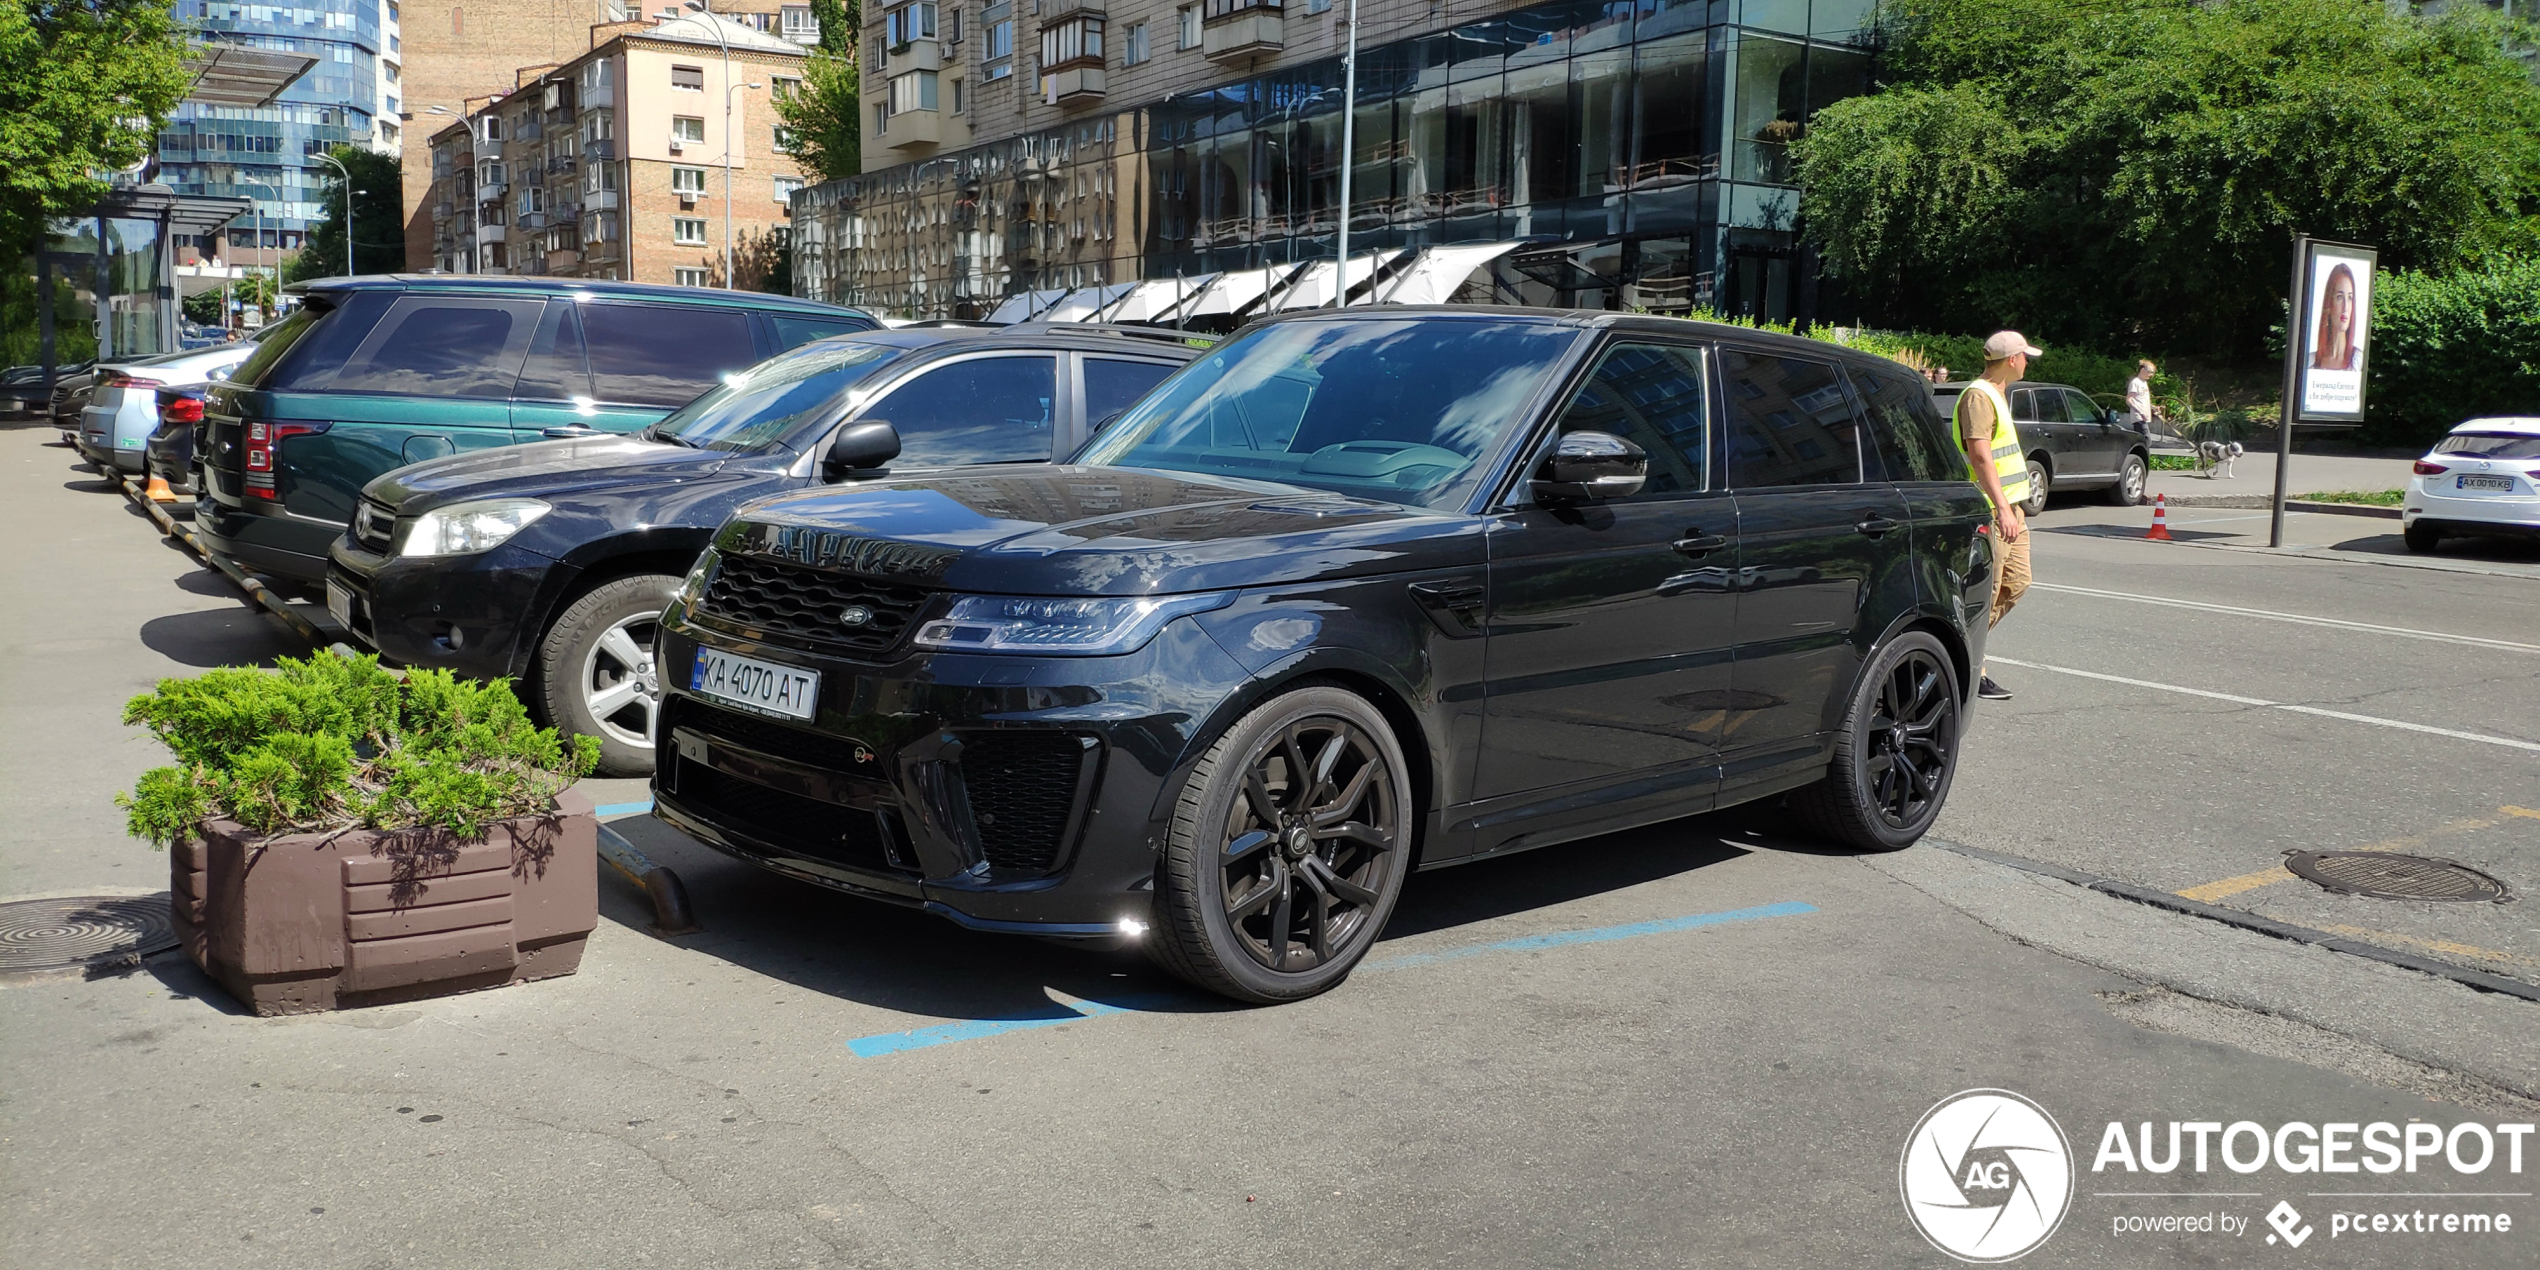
[326,324,1204,776]
[1934,379,2150,513]
[196,275,875,585]
[652,309,1996,1002]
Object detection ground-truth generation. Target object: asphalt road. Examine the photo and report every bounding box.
[4,422,2535,1269]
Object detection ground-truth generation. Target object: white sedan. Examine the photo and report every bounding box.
[2404,416,2540,551]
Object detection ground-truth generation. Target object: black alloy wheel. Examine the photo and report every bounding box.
[1151,686,1413,1003]
[1790,631,1962,852]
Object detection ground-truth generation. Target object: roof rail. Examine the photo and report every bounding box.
[1003,321,1218,346]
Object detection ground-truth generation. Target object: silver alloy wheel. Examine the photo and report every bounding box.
[2023,460,2050,516]
[581,613,661,751]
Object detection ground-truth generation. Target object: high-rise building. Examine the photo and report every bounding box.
[797,0,1881,324]
[155,1,401,275]
[422,11,812,287]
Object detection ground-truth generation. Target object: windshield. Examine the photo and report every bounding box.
[1076,318,1580,508]
[2433,432,2540,460]
[650,338,901,452]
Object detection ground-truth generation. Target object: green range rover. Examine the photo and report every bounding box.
[196,275,875,585]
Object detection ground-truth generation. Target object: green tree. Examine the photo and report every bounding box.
[1794,0,2540,356]
[288,144,406,282]
[0,0,192,264]
[774,0,861,183]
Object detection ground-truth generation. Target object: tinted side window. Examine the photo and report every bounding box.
[581,302,758,407]
[1849,365,1958,482]
[1083,357,1180,428]
[2060,388,2102,423]
[514,301,591,401]
[253,290,401,390]
[1548,341,1709,498]
[769,313,871,351]
[321,296,544,398]
[2009,388,2042,422]
[1722,349,1862,488]
[867,355,1056,465]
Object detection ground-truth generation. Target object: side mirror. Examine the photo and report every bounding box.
[1531,430,1648,503]
[824,420,901,477]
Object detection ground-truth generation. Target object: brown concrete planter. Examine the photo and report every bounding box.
[168,790,597,1015]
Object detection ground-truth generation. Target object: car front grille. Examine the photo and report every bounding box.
[683,765,901,873]
[354,499,396,553]
[674,696,872,773]
[694,554,933,658]
[961,732,1092,874]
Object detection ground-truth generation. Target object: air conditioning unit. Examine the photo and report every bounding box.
[678,192,696,209]
[668,137,684,153]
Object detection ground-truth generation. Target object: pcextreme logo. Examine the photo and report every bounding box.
[1900,1089,2076,1262]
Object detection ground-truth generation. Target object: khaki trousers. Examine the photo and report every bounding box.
[1991,531,2032,629]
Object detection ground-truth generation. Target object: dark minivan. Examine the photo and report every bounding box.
[648,308,1997,1003]
[326,324,1203,776]
[196,275,874,583]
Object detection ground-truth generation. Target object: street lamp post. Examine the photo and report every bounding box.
[1330,0,1358,308]
[311,149,356,276]
[236,176,283,325]
[684,0,740,289]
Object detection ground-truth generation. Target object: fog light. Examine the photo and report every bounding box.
[1116,917,1148,939]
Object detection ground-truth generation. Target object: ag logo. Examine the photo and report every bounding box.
[1900,1089,2074,1262]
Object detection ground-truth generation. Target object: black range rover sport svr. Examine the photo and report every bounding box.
[651,308,1998,1003]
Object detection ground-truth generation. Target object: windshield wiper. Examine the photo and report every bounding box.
[641,423,697,447]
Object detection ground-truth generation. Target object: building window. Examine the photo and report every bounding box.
[580,59,611,91]
[1203,0,1279,16]
[780,4,817,41]
[874,103,890,135]
[1176,5,1200,48]
[944,5,962,45]
[673,217,707,244]
[671,165,707,194]
[888,71,939,114]
[774,175,803,202]
[951,76,964,113]
[671,64,704,91]
[482,115,503,141]
[986,16,1013,76]
[1040,17,1101,68]
[887,2,937,47]
[583,110,614,143]
[671,115,706,144]
[773,124,797,152]
[772,75,800,100]
[478,160,505,185]
[1122,21,1147,65]
[674,266,710,286]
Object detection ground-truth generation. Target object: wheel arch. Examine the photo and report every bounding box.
[507,529,714,680]
[1867,606,1974,706]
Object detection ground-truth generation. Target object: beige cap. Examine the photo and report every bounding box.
[1984,331,2044,360]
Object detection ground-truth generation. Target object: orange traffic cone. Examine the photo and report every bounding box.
[2145,492,2173,541]
[143,474,181,503]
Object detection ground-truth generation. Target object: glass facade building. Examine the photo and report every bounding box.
[798,0,1878,322]
[156,2,391,257]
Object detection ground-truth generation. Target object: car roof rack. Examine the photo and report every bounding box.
[1001,321,1217,346]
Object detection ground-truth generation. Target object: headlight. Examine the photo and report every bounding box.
[398,498,551,558]
[912,592,1234,656]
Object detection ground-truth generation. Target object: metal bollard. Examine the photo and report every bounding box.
[596,824,702,937]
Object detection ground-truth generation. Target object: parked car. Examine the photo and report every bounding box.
[327,324,1206,775]
[196,275,877,585]
[78,341,261,473]
[49,366,97,438]
[1933,379,2149,512]
[0,361,90,424]
[147,385,208,498]
[2404,417,2540,551]
[650,307,1996,1002]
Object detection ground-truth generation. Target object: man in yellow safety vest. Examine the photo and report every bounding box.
[1956,330,2039,701]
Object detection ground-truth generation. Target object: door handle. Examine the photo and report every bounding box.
[1672,532,1729,557]
[1855,516,1901,538]
[541,424,601,438]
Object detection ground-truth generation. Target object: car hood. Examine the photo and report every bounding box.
[716,465,1484,596]
[368,435,744,511]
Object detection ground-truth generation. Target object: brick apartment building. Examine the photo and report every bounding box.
[398,0,822,273]
[797,0,1883,323]
[421,10,815,287]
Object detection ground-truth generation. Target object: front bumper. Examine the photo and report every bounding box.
[651,601,1255,935]
[327,534,567,681]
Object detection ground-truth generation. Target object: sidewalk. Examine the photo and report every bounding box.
[2146,449,2413,501]
[2039,498,2540,580]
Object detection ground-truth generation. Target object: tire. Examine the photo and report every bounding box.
[1788,631,1964,852]
[536,573,680,777]
[2105,452,2148,507]
[1148,686,1414,1004]
[2021,459,2051,517]
[2402,522,2441,553]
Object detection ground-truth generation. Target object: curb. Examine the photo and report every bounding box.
[115,475,333,647]
[2161,494,2402,519]
[1924,839,2540,1005]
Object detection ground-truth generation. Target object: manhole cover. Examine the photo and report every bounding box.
[0,895,178,976]
[2284,852,2512,903]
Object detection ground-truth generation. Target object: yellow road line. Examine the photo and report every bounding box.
[2504,806,2540,821]
[2177,867,2296,903]
[2312,924,2540,972]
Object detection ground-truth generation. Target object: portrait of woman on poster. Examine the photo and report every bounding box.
[2311,263,2361,371]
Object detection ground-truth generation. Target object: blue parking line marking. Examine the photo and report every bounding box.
[1358,900,1818,972]
[594,800,655,817]
[842,900,1817,1058]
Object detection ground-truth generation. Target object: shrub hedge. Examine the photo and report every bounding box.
[2363,257,2540,449]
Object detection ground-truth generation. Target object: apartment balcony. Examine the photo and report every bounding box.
[546,247,582,272]
[547,154,578,176]
[583,138,616,162]
[580,84,613,110]
[883,109,945,151]
[584,189,619,211]
[518,211,547,230]
[889,38,942,73]
[473,132,503,160]
[476,180,506,202]
[1203,6,1283,62]
[477,223,508,244]
[1043,65,1105,107]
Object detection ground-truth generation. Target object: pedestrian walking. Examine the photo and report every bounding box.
[1958,330,2038,701]
[2124,359,2161,436]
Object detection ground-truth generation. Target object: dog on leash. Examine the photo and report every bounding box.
[2198,440,2244,478]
